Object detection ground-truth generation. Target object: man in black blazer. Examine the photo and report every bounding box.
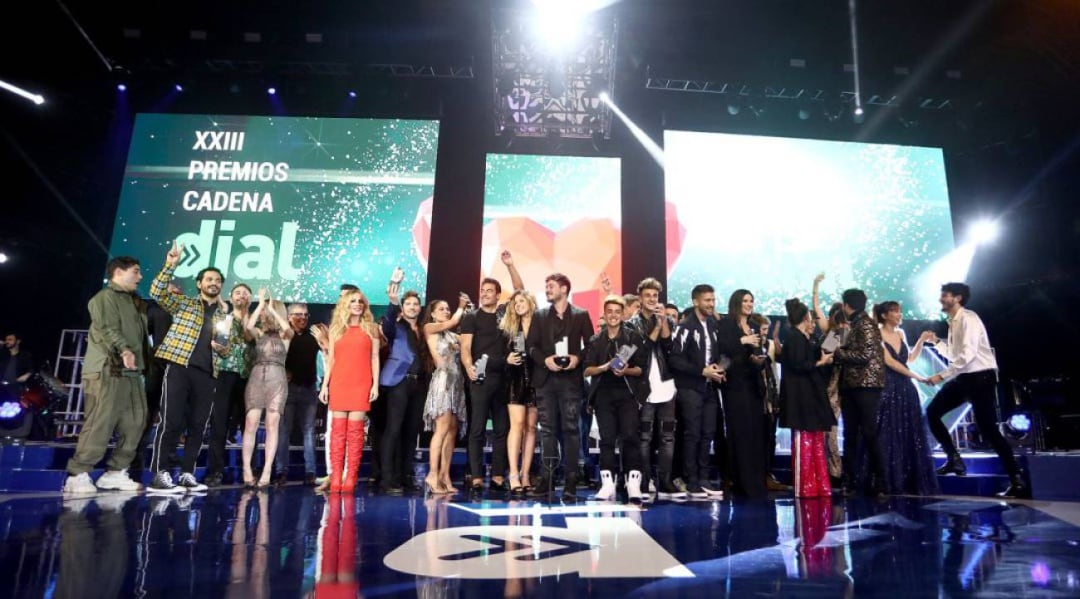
[526,273,594,501]
[668,284,726,498]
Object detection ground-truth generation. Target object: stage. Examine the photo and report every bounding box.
[2,484,1080,598]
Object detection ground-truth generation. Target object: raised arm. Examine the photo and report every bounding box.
[424,294,469,336]
[812,273,829,331]
[501,251,525,292]
[909,330,932,363]
[150,243,185,315]
[884,344,923,379]
[245,292,267,340]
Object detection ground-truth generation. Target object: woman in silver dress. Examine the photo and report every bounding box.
[242,290,293,487]
[420,294,469,494]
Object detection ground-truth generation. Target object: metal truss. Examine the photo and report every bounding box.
[366,64,475,79]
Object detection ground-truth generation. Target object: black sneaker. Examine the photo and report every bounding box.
[177,472,208,492]
[380,483,404,496]
[203,472,224,487]
[685,483,708,499]
[528,478,553,497]
[148,471,186,495]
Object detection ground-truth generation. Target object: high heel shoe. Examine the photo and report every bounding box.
[243,471,256,489]
[424,476,443,496]
[509,474,524,496]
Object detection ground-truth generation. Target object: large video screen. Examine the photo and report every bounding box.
[109,114,440,303]
[664,130,954,318]
[481,154,621,324]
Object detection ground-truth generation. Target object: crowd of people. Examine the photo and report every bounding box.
[55,242,1029,501]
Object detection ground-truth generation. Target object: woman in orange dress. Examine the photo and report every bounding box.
[319,289,380,492]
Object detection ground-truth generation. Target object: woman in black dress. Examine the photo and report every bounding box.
[778,298,836,498]
[500,290,539,496]
[716,289,770,498]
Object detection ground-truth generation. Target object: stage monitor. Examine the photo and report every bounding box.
[109,114,440,303]
[663,130,954,319]
[481,153,621,324]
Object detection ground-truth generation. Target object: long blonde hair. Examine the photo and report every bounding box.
[499,290,537,337]
[329,289,377,342]
[260,299,288,332]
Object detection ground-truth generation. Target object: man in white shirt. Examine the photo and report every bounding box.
[924,282,1026,498]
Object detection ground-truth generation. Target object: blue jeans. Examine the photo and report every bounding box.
[276,384,318,475]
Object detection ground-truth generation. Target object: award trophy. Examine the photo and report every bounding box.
[554,337,571,369]
[474,354,489,384]
[610,344,638,372]
[214,314,233,347]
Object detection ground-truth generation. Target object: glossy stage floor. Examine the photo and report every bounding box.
[3,485,1080,598]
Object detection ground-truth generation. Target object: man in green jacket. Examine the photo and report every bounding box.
[63,256,149,495]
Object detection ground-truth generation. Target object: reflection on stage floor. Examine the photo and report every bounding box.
[2,487,1079,598]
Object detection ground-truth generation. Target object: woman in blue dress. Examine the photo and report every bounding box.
[872,301,939,495]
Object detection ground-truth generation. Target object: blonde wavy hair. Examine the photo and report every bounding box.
[499,289,537,338]
[329,289,377,342]
[260,299,289,332]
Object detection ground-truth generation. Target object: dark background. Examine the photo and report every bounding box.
[2,0,1077,396]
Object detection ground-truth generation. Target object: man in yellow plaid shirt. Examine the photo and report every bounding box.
[147,242,230,493]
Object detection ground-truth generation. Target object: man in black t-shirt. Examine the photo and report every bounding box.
[276,302,321,485]
[460,250,524,492]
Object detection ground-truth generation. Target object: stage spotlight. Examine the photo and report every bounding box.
[348,91,357,98]
[798,108,811,120]
[599,91,609,103]
[1002,411,1037,449]
[0,253,8,264]
[0,79,46,105]
[0,401,22,419]
[117,83,127,92]
[267,87,277,95]
[174,84,184,92]
[854,105,864,116]
[970,219,1000,245]
[727,104,740,116]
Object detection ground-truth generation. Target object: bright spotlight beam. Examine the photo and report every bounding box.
[969,219,1000,245]
[600,94,665,169]
[0,79,45,105]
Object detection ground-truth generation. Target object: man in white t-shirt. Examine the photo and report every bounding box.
[626,278,687,500]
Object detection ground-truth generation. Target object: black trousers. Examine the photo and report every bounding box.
[593,386,642,474]
[535,375,583,480]
[639,400,676,484]
[840,387,887,491]
[722,386,767,498]
[131,358,169,475]
[380,375,428,486]
[150,362,217,474]
[677,387,718,487]
[467,373,510,480]
[763,410,778,475]
[927,369,1019,476]
[207,370,244,475]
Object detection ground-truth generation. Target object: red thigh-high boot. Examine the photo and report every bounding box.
[330,417,348,493]
[343,419,365,492]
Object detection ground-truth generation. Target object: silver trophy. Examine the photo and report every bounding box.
[610,344,638,372]
[474,353,489,384]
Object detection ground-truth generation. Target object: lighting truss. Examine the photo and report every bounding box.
[647,70,951,112]
[491,10,617,139]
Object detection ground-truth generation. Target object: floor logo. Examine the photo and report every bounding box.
[384,517,693,579]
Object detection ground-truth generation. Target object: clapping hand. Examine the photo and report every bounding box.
[500,250,514,266]
[813,272,825,285]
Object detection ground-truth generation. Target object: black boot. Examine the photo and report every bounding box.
[562,474,579,503]
[936,453,967,476]
[997,473,1030,499]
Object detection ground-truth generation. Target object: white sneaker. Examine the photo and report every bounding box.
[149,496,174,516]
[96,469,142,491]
[593,470,617,501]
[177,472,208,492]
[63,472,97,496]
[626,470,644,501]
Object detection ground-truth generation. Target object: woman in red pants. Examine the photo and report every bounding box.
[779,298,836,498]
[320,289,380,493]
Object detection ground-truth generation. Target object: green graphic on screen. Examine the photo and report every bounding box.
[109,114,440,303]
[664,130,955,318]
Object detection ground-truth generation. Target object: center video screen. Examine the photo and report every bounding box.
[480,153,622,324]
[664,130,954,318]
[109,114,440,303]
